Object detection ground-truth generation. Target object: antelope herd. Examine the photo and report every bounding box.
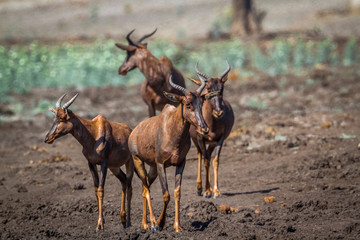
[44,29,234,232]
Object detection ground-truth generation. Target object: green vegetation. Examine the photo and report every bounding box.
[0,37,359,101]
[210,6,233,39]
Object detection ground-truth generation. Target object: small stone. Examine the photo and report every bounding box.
[264,196,275,203]
[321,121,332,129]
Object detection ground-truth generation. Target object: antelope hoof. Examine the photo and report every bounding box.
[120,213,126,227]
[213,194,221,199]
[197,189,202,196]
[213,190,221,199]
[175,226,182,232]
[96,218,104,232]
[125,221,131,228]
[95,225,104,233]
[151,226,160,232]
[96,224,104,232]
[141,223,149,230]
[203,191,212,198]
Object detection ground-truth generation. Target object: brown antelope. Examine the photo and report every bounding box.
[128,74,218,232]
[189,61,234,199]
[44,93,134,232]
[115,29,186,117]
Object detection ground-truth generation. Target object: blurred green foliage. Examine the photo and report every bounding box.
[210,6,233,39]
[343,37,358,66]
[246,96,267,110]
[0,37,359,101]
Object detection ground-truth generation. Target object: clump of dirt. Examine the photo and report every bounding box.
[38,154,73,164]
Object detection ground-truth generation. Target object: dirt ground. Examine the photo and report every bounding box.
[1,65,360,239]
[1,0,360,239]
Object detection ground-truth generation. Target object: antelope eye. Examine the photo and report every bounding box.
[57,117,66,122]
[186,103,194,110]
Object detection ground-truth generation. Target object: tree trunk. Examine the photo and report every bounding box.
[231,0,262,36]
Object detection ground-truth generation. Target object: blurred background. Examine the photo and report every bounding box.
[1,2,360,238]
[0,0,360,119]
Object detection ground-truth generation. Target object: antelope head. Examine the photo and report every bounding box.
[190,60,231,119]
[115,28,157,76]
[44,93,79,144]
[163,75,216,135]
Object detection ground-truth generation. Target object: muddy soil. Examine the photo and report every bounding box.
[1,0,360,239]
[1,65,360,239]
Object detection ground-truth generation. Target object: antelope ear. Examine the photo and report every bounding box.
[163,91,182,103]
[48,107,56,113]
[115,43,137,51]
[48,107,56,116]
[204,91,219,100]
[188,77,202,86]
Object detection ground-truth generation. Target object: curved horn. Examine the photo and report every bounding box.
[56,94,66,108]
[138,28,157,43]
[194,62,207,94]
[195,61,210,82]
[195,74,206,94]
[126,29,139,47]
[62,93,79,109]
[169,75,189,95]
[219,60,231,80]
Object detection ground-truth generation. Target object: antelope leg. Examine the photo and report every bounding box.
[88,163,101,232]
[95,158,108,232]
[133,154,157,230]
[125,159,134,228]
[212,139,224,198]
[156,162,169,230]
[148,100,156,117]
[196,135,212,198]
[196,150,203,196]
[109,167,127,227]
[174,159,186,232]
[141,166,157,230]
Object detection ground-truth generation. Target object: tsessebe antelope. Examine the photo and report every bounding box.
[44,93,134,232]
[115,29,186,117]
[189,61,234,198]
[128,74,218,232]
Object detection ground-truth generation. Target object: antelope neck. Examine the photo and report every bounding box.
[137,54,163,81]
[167,104,191,142]
[69,112,97,149]
[203,100,219,126]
